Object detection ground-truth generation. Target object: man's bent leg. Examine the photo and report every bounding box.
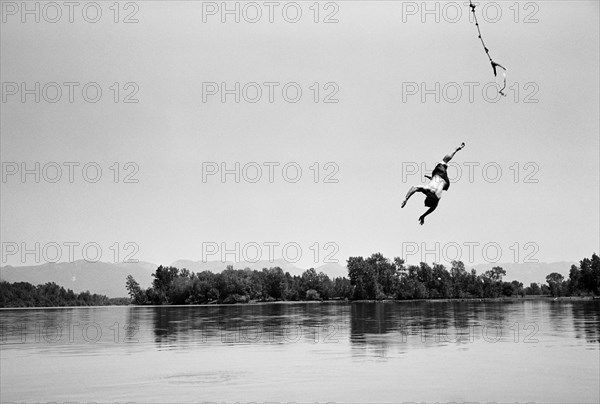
[401,185,425,208]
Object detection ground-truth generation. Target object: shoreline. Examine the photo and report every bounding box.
[2,295,598,309]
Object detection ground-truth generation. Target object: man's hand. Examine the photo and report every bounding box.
[458,142,465,150]
[419,216,425,225]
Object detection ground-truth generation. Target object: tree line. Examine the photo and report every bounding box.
[125,253,600,305]
[125,265,352,305]
[546,253,600,297]
[0,281,128,308]
[2,253,596,307]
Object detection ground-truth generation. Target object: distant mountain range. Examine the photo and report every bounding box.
[0,261,157,298]
[1,259,576,298]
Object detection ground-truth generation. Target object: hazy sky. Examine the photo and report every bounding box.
[1,1,598,268]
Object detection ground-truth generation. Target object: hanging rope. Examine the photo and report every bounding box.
[469,0,507,96]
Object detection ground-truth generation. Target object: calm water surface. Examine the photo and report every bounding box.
[1,300,599,403]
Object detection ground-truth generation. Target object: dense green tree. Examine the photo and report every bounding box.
[0,281,116,308]
[368,253,398,297]
[126,274,147,304]
[501,280,524,297]
[347,256,372,299]
[305,289,321,300]
[152,266,180,302]
[332,276,353,299]
[262,267,287,300]
[568,265,582,295]
[284,273,302,301]
[347,254,385,299]
[301,268,320,291]
[450,260,468,298]
[525,282,541,295]
[316,271,333,299]
[546,272,565,297]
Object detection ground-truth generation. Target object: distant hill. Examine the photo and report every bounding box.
[314,262,348,278]
[171,258,300,275]
[1,259,576,298]
[0,260,156,298]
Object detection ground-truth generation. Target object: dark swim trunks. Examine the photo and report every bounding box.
[424,192,439,208]
[431,163,450,191]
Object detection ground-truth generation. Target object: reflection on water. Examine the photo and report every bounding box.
[1,300,599,403]
[147,303,350,349]
[349,300,600,357]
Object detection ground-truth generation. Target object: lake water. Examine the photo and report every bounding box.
[1,300,599,403]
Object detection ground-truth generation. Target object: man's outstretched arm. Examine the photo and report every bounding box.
[442,142,466,163]
[419,206,437,225]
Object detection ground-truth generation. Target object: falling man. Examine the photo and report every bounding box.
[401,142,466,225]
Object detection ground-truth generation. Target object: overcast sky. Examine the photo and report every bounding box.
[1,1,598,268]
